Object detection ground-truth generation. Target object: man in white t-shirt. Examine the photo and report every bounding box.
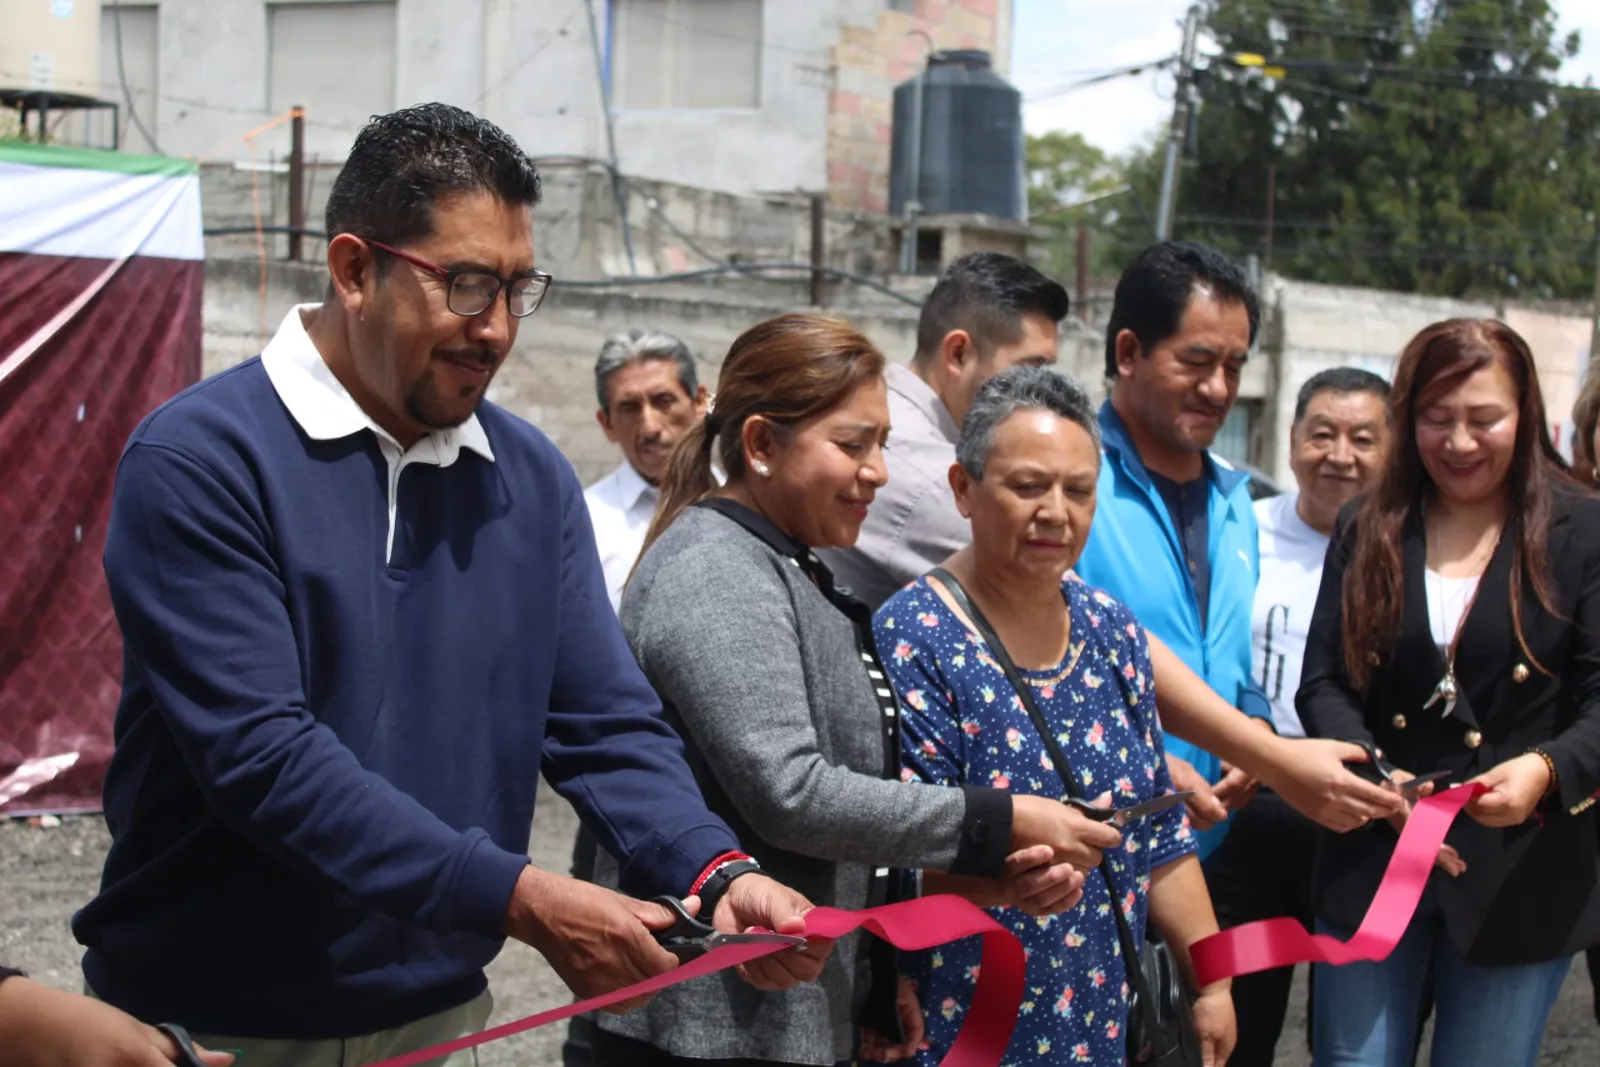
[582,329,707,613]
[1209,367,1391,1066]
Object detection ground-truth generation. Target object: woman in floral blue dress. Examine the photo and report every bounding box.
[873,366,1235,1066]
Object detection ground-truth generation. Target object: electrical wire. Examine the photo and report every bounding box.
[554,262,922,306]
[1024,57,1178,101]
[475,0,589,107]
[196,227,924,306]
[110,0,163,153]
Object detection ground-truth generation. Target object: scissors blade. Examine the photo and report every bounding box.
[1111,791,1194,824]
[1067,791,1194,823]
[705,931,809,950]
[1397,770,1451,797]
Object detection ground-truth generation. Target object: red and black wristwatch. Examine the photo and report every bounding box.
[690,850,762,918]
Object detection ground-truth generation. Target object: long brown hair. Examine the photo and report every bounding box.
[637,313,885,561]
[1341,318,1569,690]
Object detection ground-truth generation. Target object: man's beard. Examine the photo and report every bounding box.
[405,357,494,429]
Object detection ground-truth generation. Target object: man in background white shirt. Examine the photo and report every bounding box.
[1209,366,1390,1067]
[583,329,707,613]
[568,329,706,1067]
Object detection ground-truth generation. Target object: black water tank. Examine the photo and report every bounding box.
[889,50,1024,221]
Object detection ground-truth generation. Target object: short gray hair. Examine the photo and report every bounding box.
[957,365,1101,479]
[594,329,698,411]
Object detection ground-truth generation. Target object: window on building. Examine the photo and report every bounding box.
[611,0,762,110]
[267,2,396,139]
[98,2,159,153]
[1212,398,1263,472]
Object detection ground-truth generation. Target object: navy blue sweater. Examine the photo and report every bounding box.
[73,358,740,1039]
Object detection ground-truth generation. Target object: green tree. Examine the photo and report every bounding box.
[1124,0,1600,299]
[1025,131,1136,285]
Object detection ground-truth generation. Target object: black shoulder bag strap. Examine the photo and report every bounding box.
[929,566,1170,1053]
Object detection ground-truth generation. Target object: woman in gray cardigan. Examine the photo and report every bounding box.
[587,314,1124,1067]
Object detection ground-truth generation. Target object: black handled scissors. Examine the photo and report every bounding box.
[1065,790,1194,826]
[650,896,809,962]
[1344,740,1451,799]
[155,1023,219,1067]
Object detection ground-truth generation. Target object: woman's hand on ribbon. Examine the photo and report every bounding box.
[1383,770,1466,877]
[710,873,832,991]
[504,866,685,1014]
[1465,752,1554,828]
[856,977,928,1063]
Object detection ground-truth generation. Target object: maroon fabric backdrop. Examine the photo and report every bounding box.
[0,251,203,814]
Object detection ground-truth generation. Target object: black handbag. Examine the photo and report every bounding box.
[930,568,1204,1066]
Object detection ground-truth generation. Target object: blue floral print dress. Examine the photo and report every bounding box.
[874,573,1195,1066]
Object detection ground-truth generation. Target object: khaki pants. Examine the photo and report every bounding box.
[90,985,494,1067]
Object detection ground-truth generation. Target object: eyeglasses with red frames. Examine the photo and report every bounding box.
[360,237,553,318]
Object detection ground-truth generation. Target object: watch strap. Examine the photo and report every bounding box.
[697,857,763,918]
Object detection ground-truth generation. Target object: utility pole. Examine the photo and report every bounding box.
[1076,221,1090,323]
[287,106,305,262]
[809,194,827,307]
[1591,229,1600,374]
[1155,4,1203,241]
[1263,163,1276,269]
[585,0,636,276]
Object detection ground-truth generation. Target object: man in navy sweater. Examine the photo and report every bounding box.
[73,104,824,1066]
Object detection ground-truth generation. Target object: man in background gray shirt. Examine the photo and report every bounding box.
[820,252,1070,606]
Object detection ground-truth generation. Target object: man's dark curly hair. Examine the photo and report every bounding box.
[324,103,542,260]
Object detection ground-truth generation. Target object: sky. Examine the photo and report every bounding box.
[1013,0,1600,157]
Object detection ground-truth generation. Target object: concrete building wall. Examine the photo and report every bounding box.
[201,252,1094,486]
[1259,276,1594,485]
[72,1,1008,209]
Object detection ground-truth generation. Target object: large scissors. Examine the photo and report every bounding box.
[1344,740,1451,799]
[154,1024,232,1067]
[1064,790,1194,827]
[650,896,809,962]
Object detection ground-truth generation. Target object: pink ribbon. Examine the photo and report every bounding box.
[367,893,1025,1067]
[1192,782,1488,987]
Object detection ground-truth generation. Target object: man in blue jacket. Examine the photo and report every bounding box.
[1073,239,1281,1054]
[73,104,823,1067]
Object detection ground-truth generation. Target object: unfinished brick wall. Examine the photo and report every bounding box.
[827,0,1005,214]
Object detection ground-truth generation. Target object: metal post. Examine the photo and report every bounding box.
[900,33,935,275]
[586,0,637,275]
[1075,221,1090,323]
[288,106,306,261]
[810,194,827,307]
[1155,5,1203,241]
[1264,163,1276,268]
[1591,229,1600,371]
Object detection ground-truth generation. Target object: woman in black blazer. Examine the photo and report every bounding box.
[1296,318,1600,1067]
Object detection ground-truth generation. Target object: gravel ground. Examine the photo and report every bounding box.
[4,786,1597,1066]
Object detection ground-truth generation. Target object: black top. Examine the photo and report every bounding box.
[1148,469,1212,630]
[1297,484,1600,964]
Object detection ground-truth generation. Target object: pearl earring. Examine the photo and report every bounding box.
[752,461,771,477]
